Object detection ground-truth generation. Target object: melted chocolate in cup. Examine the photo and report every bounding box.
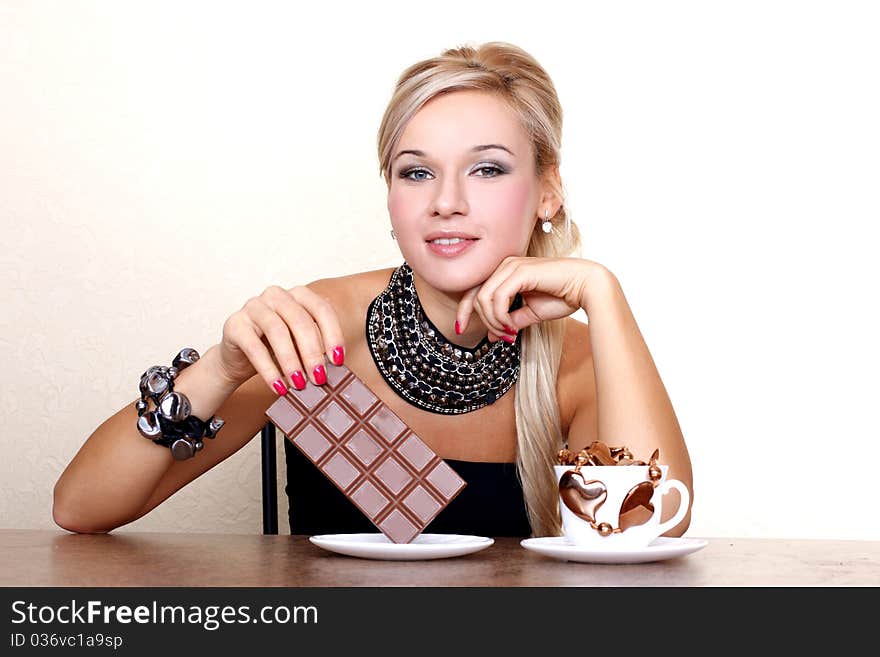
[265,363,467,543]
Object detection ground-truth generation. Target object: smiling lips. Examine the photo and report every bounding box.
[425,237,478,258]
[424,231,479,241]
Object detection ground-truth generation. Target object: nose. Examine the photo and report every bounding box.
[431,174,469,217]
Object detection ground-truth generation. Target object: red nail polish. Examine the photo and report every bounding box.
[455,320,461,335]
[291,371,306,390]
[332,345,345,365]
[503,324,517,335]
[313,364,327,385]
[500,334,516,344]
[272,379,288,395]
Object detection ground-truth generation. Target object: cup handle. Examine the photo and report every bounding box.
[654,479,690,536]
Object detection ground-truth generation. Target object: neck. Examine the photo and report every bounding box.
[410,268,489,349]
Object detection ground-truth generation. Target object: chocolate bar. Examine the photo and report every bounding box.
[265,363,466,543]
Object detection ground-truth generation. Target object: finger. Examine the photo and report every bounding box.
[475,297,511,341]
[490,258,538,334]
[475,286,508,336]
[262,287,328,386]
[234,303,291,395]
[248,295,309,390]
[498,331,518,344]
[507,302,540,332]
[455,285,481,335]
[492,274,525,334]
[468,293,493,338]
[488,330,513,344]
[289,285,347,366]
[486,328,518,345]
[475,257,521,335]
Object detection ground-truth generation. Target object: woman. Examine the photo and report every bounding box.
[53,41,693,539]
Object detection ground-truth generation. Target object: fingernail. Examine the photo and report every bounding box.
[454,320,461,335]
[503,324,517,335]
[290,371,306,390]
[332,345,345,365]
[500,334,517,344]
[272,379,288,395]
[313,364,327,385]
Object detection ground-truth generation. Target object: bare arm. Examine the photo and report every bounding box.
[53,278,349,534]
[569,264,694,535]
[52,344,270,533]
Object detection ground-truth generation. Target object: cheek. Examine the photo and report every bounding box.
[387,187,415,234]
[488,180,532,220]
[479,181,534,245]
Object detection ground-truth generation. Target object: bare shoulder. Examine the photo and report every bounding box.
[559,316,594,384]
[306,267,393,296]
[305,267,395,336]
[557,317,598,447]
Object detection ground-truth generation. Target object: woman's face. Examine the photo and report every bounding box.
[387,90,545,294]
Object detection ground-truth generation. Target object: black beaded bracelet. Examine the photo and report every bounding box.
[134,348,225,460]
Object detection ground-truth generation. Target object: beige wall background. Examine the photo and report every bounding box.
[2,1,878,540]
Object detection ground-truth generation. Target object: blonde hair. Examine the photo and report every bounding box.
[376,42,582,537]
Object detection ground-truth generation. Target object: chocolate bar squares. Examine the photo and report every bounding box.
[265,363,466,543]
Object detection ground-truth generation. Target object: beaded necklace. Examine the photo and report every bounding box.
[365,262,521,415]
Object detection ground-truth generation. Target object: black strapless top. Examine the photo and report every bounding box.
[284,437,531,537]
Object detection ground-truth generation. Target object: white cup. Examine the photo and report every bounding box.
[555,464,689,549]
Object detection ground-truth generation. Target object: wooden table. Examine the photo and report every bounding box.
[2,529,878,586]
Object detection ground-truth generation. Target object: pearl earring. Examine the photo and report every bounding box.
[541,209,553,233]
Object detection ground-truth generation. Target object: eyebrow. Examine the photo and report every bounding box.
[393,144,516,162]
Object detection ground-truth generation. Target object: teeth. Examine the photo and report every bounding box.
[431,238,468,245]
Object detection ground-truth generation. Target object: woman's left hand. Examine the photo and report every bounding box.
[455,256,609,340]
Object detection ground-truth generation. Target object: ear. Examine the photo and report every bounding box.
[539,164,563,216]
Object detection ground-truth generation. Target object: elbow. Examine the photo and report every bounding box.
[669,514,691,537]
[660,483,693,538]
[52,486,114,535]
[52,512,112,535]
[661,512,691,539]
[673,487,694,537]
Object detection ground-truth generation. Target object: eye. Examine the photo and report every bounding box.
[474,164,505,178]
[399,167,433,181]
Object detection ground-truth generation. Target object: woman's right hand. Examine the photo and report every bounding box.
[216,285,346,394]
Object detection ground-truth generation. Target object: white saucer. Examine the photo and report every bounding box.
[520,536,708,564]
[309,533,494,561]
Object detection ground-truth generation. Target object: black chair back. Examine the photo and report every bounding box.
[261,422,278,534]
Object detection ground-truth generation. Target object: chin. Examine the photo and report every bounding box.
[408,255,496,294]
